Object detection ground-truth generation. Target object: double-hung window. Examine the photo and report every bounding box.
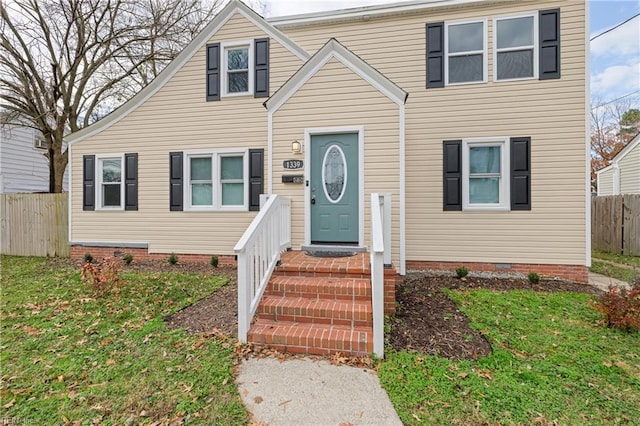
[462,138,509,211]
[186,151,247,210]
[97,155,124,210]
[445,20,486,84]
[495,14,537,80]
[222,41,253,96]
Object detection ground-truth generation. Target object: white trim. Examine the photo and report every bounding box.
[221,40,254,97]
[303,126,365,247]
[265,39,407,113]
[183,148,249,212]
[612,164,621,195]
[269,0,506,27]
[399,104,406,275]
[493,13,538,82]
[585,0,591,268]
[461,137,510,211]
[267,111,273,195]
[68,143,73,243]
[95,153,125,211]
[66,0,309,146]
[596,134,640,175]
[444,19,487,86]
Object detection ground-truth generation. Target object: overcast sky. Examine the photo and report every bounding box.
[263,0,640,106]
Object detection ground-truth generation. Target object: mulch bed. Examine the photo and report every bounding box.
[389,273,600,360]
[50,258,600,360]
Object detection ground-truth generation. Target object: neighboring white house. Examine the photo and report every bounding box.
[0,125,69,193]
[597,134,640,196]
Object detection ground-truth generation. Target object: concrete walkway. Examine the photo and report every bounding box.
[588,272,631,292]
[236,357,402,426]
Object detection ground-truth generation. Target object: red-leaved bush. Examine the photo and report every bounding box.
[81,257,123,296]
[592,285,640,332]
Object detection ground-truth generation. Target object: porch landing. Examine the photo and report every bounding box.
[247,251,398,356]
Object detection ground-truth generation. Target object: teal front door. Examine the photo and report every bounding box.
[310,133,359,244]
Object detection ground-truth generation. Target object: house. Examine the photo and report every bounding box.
[596,134,640,196]
[0,124,69,193]
[66,0,588,355]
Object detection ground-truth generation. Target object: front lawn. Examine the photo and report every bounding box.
[380,289,640,425]
[591,250,640,283]
[0,256,247,425]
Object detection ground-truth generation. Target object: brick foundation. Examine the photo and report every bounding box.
[70,245,237,266]
[406,260,588,283]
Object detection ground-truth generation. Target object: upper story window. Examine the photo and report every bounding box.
[185,150,247,211]
[34,136,47,150]
[222,41,253,97]
[495,14,538,81]
[97,155,124,210]
[445,20,486,85]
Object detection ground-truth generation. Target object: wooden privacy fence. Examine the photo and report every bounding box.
[592,194,640,256]
[0,193,69,257]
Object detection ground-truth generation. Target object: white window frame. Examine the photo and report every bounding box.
[34,136,47,151]
[444,19,487,86]
[462,137,510,211]
[221,40,253,97]
[96,153,125,211]
[493,13,538,82]
[184,149,248,211]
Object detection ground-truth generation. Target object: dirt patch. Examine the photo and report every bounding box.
[388,273,600,360]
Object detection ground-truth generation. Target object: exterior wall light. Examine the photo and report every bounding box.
[292,140,302,154]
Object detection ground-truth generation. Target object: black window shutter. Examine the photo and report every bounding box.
[443,140,462,211]
[248,149,264,211]
[510,137,531,210]
[124,153,138,211]
[254,38,269,98]
[169,152,183,211]
[426,22,445,88]
[206,43,220,101]
[83,155,95,211]
[539,9,560,80]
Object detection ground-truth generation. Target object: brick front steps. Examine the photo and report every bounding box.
[248,251,382,356]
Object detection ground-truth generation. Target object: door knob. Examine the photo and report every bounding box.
[311,195,316,205]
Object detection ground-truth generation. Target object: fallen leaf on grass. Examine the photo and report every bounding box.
[105,359,116,366]
[3,398,15,408]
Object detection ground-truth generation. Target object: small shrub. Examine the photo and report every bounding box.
[83,253,94,263]
[455,266,468,279]
[81,257,123,296]
[592,285,640,332]
[123,253,133,265]
[168,253,178,265]
[211,255,219,268]
[528,272,540,284]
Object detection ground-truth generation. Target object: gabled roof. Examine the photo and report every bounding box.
[67,0,310,145]
[264,38,408,113]
[596,133,640,175]
[269,0,502,28]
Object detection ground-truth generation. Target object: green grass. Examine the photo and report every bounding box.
[0,256,247,425]
[591,251,640,283]
[379,289,640,425]
[592,251,640,268]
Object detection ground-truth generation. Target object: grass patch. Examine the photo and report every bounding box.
[590,261,637,283]
[380,289,640,425]
[0,256,247,425]
[592,251,640,268]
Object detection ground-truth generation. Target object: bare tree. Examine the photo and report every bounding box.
[0,0,224,192]
[590,95,640,191]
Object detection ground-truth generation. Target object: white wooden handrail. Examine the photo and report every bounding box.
[370,193,386,358]
[234,195,291,343]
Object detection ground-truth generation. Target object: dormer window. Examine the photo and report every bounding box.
[222,41,253,96]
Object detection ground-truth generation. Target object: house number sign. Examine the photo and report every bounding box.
[283,159,304,170]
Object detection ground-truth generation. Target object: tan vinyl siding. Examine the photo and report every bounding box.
[71,12,303,254]
[272,58,401,266]
[597,169,615,196]
[280,0,587,265]
[619,143,640,194]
